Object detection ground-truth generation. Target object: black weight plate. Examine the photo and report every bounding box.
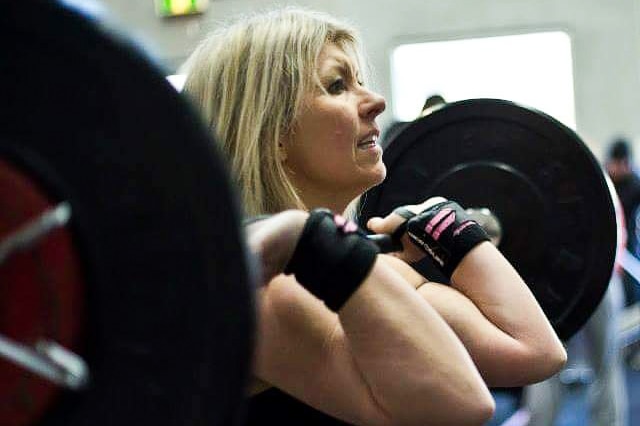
[0,1,253,425]
[359,99,616,341]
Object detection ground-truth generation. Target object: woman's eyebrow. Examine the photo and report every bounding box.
[321,59,356,80]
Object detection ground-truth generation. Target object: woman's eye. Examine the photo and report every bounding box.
[327,78,347,94]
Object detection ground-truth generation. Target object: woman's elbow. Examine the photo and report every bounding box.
[537,340,567,379]
[381,376,495,426]
[431,377,496,426]
[388,393,495,426]
[490,339,566,387]
[464,390,496,426]
[439,388,495,426]
[519,339,568,383]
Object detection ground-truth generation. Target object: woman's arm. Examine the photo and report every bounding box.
[245,210,308,285]
[380,249,566,387]
[368,200,567,388]
[253,258,495,426]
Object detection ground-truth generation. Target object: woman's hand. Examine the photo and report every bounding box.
[245,210,309,285]
[369,197,567,386]
[366,196,447,263]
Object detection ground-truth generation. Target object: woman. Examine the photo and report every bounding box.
[183,8,566,425]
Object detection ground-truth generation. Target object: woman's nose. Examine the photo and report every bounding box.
[360,89,386,120]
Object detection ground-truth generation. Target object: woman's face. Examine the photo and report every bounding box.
[284,43,387,210]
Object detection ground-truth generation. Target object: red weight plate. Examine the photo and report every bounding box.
[0,158,85,426]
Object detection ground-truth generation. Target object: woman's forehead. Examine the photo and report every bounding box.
[317,43,360,74]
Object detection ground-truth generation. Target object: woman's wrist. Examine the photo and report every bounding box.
[284,209,380,311]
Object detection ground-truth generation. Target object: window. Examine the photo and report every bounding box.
[391,31,576,129]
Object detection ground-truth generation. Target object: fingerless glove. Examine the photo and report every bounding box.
[284,209,379,311]
[397,200,490,279]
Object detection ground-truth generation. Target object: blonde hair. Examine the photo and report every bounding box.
[182,8,363,216]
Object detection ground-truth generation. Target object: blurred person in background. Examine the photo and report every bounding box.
[515,137,633,426]
[380,93,446,147]
[605,137,640,310]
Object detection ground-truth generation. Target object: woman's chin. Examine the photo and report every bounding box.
[358,167,386,195]
[370,163,387,186]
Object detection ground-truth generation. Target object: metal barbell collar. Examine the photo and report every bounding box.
[0,201,89,389]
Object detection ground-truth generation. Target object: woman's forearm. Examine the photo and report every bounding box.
[427,242,567,385]
[336,258,495,426]
[253,257,495,426]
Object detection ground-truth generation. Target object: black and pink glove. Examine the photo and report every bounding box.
[394,199,490,279]
[284,208,379,311]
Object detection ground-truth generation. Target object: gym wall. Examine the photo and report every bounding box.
[98,0,640,160]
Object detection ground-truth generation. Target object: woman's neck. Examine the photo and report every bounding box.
[289,172,362,215]
[300,187,356,215]
[304,195,349,215]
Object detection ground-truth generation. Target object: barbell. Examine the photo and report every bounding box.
[0,1,619,425]
[359,98,617,342]
[1,2,253,426]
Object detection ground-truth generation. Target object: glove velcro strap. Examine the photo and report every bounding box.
[284,209,379,311]
[392,206,416,220]
[406,201,490,279]
[382,206,418,248]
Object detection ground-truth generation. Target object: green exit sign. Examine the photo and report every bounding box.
[155,0,209,17]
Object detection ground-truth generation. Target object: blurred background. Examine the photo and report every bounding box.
[93,0,640,160]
